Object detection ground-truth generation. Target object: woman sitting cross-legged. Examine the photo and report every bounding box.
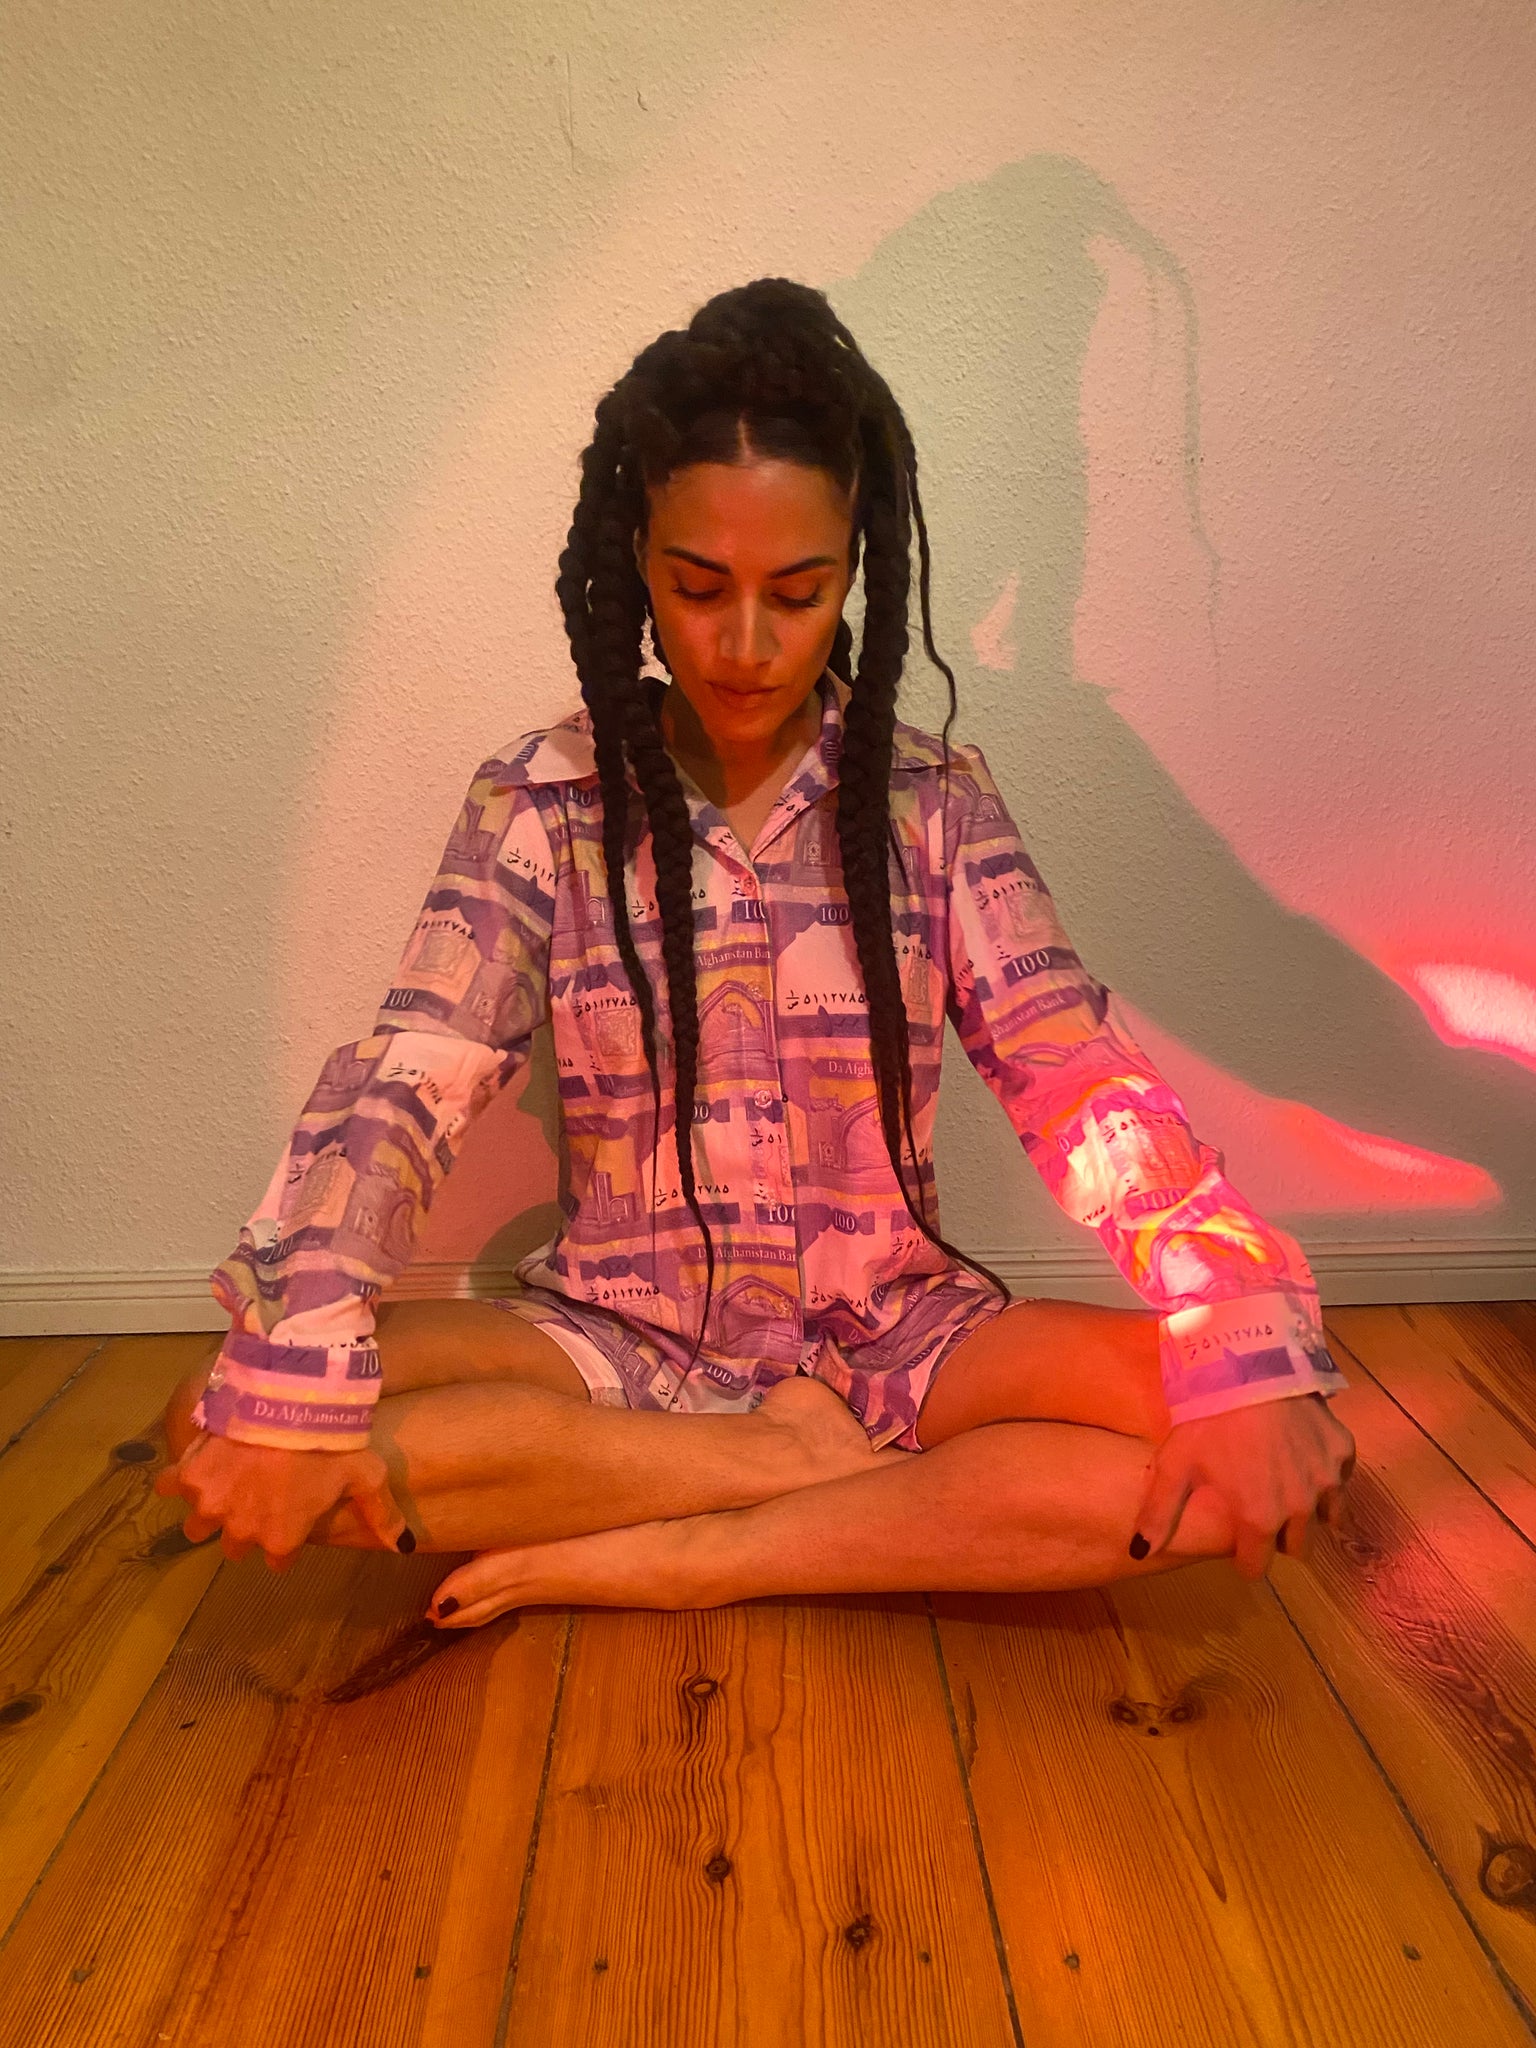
[157,278,1355,1630]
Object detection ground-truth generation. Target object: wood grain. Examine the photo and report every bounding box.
[0,1333,225,1935]
[0,1336,109,1454]
[505,1594,1017,2047]
[1489,1302,1536,1360]
[0,1543,566,2046]
[1270,1351,1536,2020]
[1326,1304,1536,1542]
[0,1333,214,1609]
[3,1301,1535,2045]
[934,1537,1530,2048]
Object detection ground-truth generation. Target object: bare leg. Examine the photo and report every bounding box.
[335,1374,894,1548]
[162,1299,889,1551]
[427,1415,1240,1625]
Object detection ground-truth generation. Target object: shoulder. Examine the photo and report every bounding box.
[486,704,598,790]
[889,716,1002,810]
[440,708,594,876]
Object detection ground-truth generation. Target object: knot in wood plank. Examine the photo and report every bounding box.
[1479,1833,1536,1914]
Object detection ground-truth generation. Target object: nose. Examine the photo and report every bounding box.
[717,592,779,670]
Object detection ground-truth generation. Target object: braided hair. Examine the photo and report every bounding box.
[556,278,1008,1363]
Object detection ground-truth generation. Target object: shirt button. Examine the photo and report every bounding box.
[754,1089,776,1110]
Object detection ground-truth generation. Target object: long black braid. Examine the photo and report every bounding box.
[556,279,1008,1363]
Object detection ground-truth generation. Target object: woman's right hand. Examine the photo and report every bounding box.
[153,1432,412,1570]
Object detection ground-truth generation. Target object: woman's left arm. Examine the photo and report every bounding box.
[940,746,1354,1571]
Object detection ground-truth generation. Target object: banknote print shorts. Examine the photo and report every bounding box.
[487,1284,1041,1452]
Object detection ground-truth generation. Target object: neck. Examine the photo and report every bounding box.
[660,678,824,808]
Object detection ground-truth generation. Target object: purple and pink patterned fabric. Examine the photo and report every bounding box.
[198,668,1347,1453]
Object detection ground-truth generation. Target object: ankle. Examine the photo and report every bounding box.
[751,1376,876,1492]
[749,1396,806,1458]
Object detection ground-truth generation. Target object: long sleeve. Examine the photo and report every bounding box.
[196,755,559,1451]
[943,745,1348,1428]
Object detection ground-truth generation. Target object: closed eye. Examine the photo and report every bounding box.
[672,583,824,610]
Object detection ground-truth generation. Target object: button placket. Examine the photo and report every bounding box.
[690,814,795,1308]
[754,896,800,1294]
[742,879,791,1204]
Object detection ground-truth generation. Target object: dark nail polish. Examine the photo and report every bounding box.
[396,1528,416,1554]
[1128,1532,1150,1560]
[435,1596,459,1619]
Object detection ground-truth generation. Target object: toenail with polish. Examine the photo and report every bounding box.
[435,1597,459,1618]
[1128,1532,1151,1559]
[396,1528,416,1554]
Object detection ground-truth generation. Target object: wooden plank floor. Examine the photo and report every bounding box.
[1,1305,1534,2046]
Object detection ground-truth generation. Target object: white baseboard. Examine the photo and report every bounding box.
[1,1239,1532,1337]
[981,1238,1536,1307]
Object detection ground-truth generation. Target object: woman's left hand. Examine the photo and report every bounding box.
[1131,1392,1356,1580]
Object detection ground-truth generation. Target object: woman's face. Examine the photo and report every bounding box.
[634,456,855,757]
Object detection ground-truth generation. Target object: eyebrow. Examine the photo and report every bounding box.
[661,547,838,577]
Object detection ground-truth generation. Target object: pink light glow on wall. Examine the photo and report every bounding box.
[1110,996,1498,1215]
[971,570,1021,674]
[1394,963,1536,1075]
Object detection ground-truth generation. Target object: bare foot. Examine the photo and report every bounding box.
[426,1403,913,1627]
[429,1515,703,1627]
[752,1373,884,1488]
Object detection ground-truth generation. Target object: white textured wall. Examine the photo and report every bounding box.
[4,0,1534,1331]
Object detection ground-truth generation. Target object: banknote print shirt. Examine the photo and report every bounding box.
[198,667,1348,1453]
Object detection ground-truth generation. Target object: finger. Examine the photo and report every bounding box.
[264,1545,306,1574]
[1233,1522,1278,1582]
[1316,1484,1342,1527]
[349,1473,412,1554]
[152,1465,186,1499]
[220,1533,256,1564]
[1278,1509,1312,1562]
[181,1510,222,1545]
[1129,1460,1194,1559]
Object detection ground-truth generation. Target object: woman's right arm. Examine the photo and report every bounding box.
[160,751,560,1559]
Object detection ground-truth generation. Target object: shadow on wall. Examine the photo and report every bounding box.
[828,155,1536,1228]
[412,1017,565,1276]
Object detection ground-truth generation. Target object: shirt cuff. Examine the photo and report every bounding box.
[1158,1289,1349,1428]
[191,1329,382,1452]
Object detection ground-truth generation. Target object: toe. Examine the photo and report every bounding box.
[428,1546,527,1623]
